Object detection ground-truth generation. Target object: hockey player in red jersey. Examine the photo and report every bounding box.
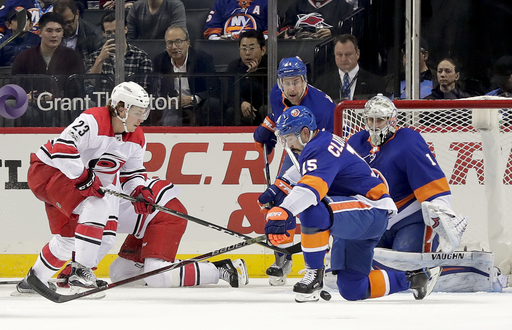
[265,105,441,302]
[16,81,247,295]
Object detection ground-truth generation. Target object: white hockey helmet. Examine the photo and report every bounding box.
[363,93,398,146]
[110,82,150,132]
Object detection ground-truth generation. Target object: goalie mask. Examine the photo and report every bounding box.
[363,94,398,146]
[276,105,317,150]
[111,82,150,132]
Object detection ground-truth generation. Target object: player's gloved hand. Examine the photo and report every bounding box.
[254,117,277,155]
[258,177,293,213]
[131,185,155,214]
[73,169,105,198]
[265,206,294,246]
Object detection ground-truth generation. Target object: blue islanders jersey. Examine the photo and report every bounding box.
[204,0,268,39]
[269,83,335,133]
[295,131,396,212]
[348,127,451,228]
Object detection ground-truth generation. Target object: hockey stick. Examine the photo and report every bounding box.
[0,8,27,50]
[27,235,266,303]
[0,278,65,285]
[263,144,272,189]
[100,187,301,255]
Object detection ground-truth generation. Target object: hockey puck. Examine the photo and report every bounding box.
[320,290,332,301]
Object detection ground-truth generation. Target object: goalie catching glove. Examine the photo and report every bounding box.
[131,186,155,214]
[265,206,294,246]
[258,177,293,213]
[421,201,468,254]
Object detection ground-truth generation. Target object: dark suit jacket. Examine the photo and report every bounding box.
[315,68,386,103]
[153,47,219,101]
[76,19,106,60]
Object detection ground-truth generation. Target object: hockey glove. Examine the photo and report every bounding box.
[131,185,156,214]
[73,169,104,198]
[258,177,293,213]
[254,117,277,155]
[265,206,294,246]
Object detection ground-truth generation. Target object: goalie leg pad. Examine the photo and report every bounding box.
[421,201,468,254]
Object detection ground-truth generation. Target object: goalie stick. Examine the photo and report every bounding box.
[27,235,266,303]
[0,7,27,50]
[100,187,302,255]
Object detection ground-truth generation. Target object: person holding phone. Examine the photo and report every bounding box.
[85,11,152,76]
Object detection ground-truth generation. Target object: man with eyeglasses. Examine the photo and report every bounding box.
[315,34,386,102]
[225,29,267,125]
[153,25,221,126]
[53,0,104,59]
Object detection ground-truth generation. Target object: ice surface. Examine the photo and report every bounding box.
[1,278,512,329]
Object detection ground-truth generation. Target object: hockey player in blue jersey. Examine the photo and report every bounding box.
[343,95,511,293]
[254,56,335,286]
[264,105,441,302]
[347,94,467,255]
[204,0,269,40]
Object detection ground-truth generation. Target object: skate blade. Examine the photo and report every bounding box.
[268,276,286,286]
[294,290,320,303]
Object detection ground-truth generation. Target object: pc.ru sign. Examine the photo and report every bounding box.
[0,84,28,119]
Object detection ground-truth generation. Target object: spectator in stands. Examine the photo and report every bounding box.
[280,0,353,39]
[487,55,512,97]
[0,8,40,66]
[424,57,472,99]
[204,0,268,40]
[0,0,54,35]
[153,25,221,126]
[127,0,185,39]
[315,34,386,102]
[101,0,135,10]
[53,0,105,60]
[85,12,152,76]
[225,29,267,126]
[385,38,437,99]
[11,12,85,126]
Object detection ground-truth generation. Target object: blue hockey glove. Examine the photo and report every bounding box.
[258,177,293,213]
[265,206,294,246]
[254,116,277,155]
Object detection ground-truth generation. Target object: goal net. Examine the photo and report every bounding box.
[335,97,512,273]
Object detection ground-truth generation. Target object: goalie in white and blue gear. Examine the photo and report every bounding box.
[345,94,507,292]
[264,105,441,302]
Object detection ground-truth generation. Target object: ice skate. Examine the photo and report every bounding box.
[58,261,108,289]
[293,267,324,303]
[11,274,57,296]
[67,262,108,299]
[213,258,249,288]
[266,252,292,286]
[406,266,441,300]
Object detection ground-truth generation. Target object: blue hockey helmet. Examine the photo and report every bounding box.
[277,56,307,80]
[276,106,317,148]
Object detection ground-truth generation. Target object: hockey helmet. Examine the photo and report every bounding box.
[277,56,307,80]
[363,93,398,146]
[111,82,150,118]
[276,105,317,148]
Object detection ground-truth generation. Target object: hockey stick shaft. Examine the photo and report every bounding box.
[27,235,266,303]
[0,278,65,285]
[263,144,272,189]
[100,187,300,255]
[0,8,27,50]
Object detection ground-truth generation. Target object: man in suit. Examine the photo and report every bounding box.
[315,34,385,102]
[153,25,221,126]
[53,0,105,60]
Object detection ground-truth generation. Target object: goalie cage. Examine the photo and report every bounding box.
[335,96,512,274]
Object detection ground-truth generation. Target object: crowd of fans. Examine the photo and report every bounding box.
[0,0,511,127]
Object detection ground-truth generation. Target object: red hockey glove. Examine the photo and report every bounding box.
[73,169,104,198]
[131,185,155,214]
[265,206,294,246]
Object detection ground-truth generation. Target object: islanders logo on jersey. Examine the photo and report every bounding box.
[224,14,258,39]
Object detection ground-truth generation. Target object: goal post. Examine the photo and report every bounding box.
[335,97,512,274]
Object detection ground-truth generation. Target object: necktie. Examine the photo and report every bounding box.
[342,73,350,100]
